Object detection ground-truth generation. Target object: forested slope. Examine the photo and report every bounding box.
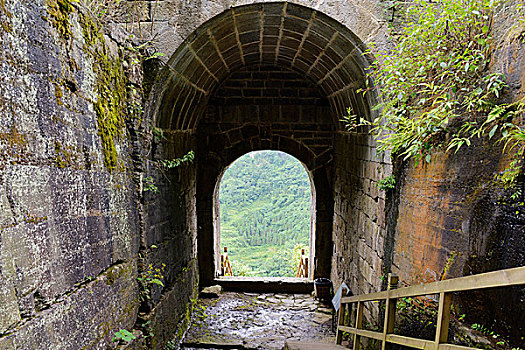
[219,151,311,277]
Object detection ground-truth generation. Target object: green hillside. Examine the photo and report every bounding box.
[219,151,311,277]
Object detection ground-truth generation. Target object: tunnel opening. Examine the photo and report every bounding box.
[216,150,314,279]
[147,1,378,290]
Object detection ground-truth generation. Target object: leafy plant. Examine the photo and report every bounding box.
[141,320,154,338]
[165,340,177,349]
[351,0,525,184]
[159,150,195,169]
[469,322,520,347]
[376,174,395,191]
[471,323,489,333]
[142,151,194,196]
[143,176,158,193]
[137,262,166,302]
[153,127,167,142]
[145,52,165,61]
[112,329,136,343]
[440,250,457,280]
[394,295,439,336]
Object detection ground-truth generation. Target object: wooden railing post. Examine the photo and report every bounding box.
[223,247,233,276]
[336,289,349,344]
[381,274,398,350]
[352,301,364,350]
[434,291,452,349]
[305,257,308,277]
[296,249,309,278]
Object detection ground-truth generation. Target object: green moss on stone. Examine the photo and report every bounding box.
[45,0,73,40]
[53,81,63,106]
[0,0,12,33]
[93,61,126,171]
[54,140,82,168]
[79,12,127,172]
[105,265,125,286]
[0,125,28,148]
[44,0,141,173]
[22,210,48,224]
[172,262,199,345]
[80,13,100,48]
[0,125,29,167]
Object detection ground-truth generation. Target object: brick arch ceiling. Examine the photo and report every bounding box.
[155,1,373,131]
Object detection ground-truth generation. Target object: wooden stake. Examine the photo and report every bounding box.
[434,292,452,349]
[381,274,398,350]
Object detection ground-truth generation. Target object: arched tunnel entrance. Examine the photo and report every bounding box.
[198,107,334,285]
[150,1,378,287]
[216,150,314,278]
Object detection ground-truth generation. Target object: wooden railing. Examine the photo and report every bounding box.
[221,246,233,276]
[336,266,525,350]
[296,249,309,278]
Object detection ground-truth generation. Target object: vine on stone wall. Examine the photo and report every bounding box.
[348,0,525,186]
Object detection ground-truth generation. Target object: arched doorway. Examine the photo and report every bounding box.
[216,150,314,278]
[148,2,377,286]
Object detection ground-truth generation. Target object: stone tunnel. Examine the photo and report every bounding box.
[149,2,378,286]
[0,0,524,349]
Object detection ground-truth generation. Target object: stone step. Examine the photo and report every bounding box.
[181,339,243,349]
[182,339,345,350]
[284,340,347,350]
[214,277,314,294]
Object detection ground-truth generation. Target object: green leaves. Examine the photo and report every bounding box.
[488,124,498,139]
[137,262,166,301]
[377,175,396,191]
[352,0,525,173]
[143,176,158,193]
[113,329,136,343]
[150,278,164,287]
[159,150,195,169]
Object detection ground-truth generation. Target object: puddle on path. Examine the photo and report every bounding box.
[182,292,336,350]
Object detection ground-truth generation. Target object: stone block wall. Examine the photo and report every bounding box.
[210,66,329,107]
[110,0,390,63]
[0,0,199,348]
[138,130,198,348]
[204,66,333,162]
[331,132,389,320]
[0,0,142,348]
